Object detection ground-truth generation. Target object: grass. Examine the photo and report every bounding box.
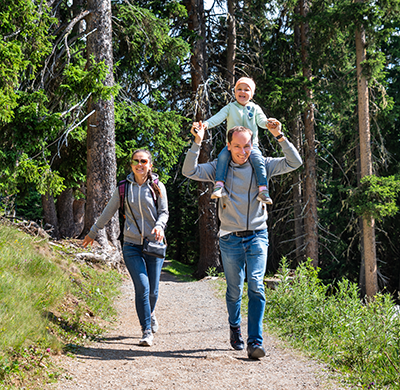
[264,258,400,390]
[0,222,124,389]
[163,259,196,281]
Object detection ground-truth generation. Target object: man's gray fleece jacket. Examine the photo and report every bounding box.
[182,140,302,233]
[88,172,168,245]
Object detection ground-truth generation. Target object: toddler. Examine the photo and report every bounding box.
[194,77,276,204]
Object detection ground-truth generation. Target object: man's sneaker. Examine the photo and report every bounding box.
[247,342,266,359]
[256,190,273,205]
[151,314,159,333]
[211,185,228,199]
[139,329,153,346]
[230,326,244,350]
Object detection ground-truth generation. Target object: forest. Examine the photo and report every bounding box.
[1,0,400,300]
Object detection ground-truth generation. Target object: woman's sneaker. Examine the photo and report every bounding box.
[139,329,153,346]
[211,185,228,199]
[151,314,159,333]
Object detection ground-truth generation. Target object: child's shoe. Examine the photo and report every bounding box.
[211,185,228,199]
[257,190,273,205]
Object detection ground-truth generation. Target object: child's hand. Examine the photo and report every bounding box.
[191,121,206,145]
[266,118,282,137]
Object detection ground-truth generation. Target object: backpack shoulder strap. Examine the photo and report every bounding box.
[118,180,127,216]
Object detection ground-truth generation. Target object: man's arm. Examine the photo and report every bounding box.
[266,138,303,177]
[182,123,217,182]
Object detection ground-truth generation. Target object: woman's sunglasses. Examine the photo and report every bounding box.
[132,159,149,165]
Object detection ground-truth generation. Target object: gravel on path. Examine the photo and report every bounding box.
[54,265,348,390]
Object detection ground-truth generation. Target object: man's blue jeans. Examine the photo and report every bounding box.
[219,229,268,345]
[122,242,164,331]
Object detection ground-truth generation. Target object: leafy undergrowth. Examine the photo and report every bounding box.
[265,258,400,390]
[0,221,124,389]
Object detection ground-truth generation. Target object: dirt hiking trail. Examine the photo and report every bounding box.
[54,264,348,390]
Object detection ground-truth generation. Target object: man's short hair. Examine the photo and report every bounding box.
[227,126,253,143]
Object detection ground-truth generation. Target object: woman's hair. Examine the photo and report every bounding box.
[131,149,162,198]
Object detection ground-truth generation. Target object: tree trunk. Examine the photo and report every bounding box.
[355,15,378,297]
[73,198,86,238]
[293,5,305,265]
[300,0,318,267]
[186,0,221,278]
[291,117,305,264]
[41,193,60,239]
[84,0,120,252]
[226,0,236,88]
[356,140,366,296]
[57,188,76,238]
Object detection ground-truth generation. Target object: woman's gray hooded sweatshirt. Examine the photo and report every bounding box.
[182,139,302,233]
[88,172,169,245]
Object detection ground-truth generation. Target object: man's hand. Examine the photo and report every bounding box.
[266,118,283,138]
[191,121,206,145]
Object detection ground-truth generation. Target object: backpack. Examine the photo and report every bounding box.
[117,179,160,241]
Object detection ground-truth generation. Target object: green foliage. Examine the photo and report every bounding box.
[15,156,66,197]
[347,175,400,221]
[115,101,189,182]
[265,258,400,389]
[0,0,55,123]
[112,1,190,109]
[114,2,188,66]
[61,57,119,103]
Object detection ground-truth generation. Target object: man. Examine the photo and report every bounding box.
[182,120,302,359]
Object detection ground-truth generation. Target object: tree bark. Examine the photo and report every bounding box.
[291,118,305,264]
[300,0,318,267]
[57,188,76,238]
[73,197,86,238]
[355,16,378,297]
[41,193,60,239]
[186,0,221,278]
[84,0,119,252]
[226,0,236,88]
[293,4,305,265]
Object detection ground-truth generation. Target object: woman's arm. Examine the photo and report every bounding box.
[86,188,120,240]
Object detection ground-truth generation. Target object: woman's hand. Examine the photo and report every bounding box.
[82,235,94,248]
[151,226,164,243]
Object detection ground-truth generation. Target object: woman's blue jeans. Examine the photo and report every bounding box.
[122,242,164,331]
[215,145,268,187]
[219,229,269,345]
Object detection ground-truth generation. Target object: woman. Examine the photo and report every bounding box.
[83,149,169,346]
